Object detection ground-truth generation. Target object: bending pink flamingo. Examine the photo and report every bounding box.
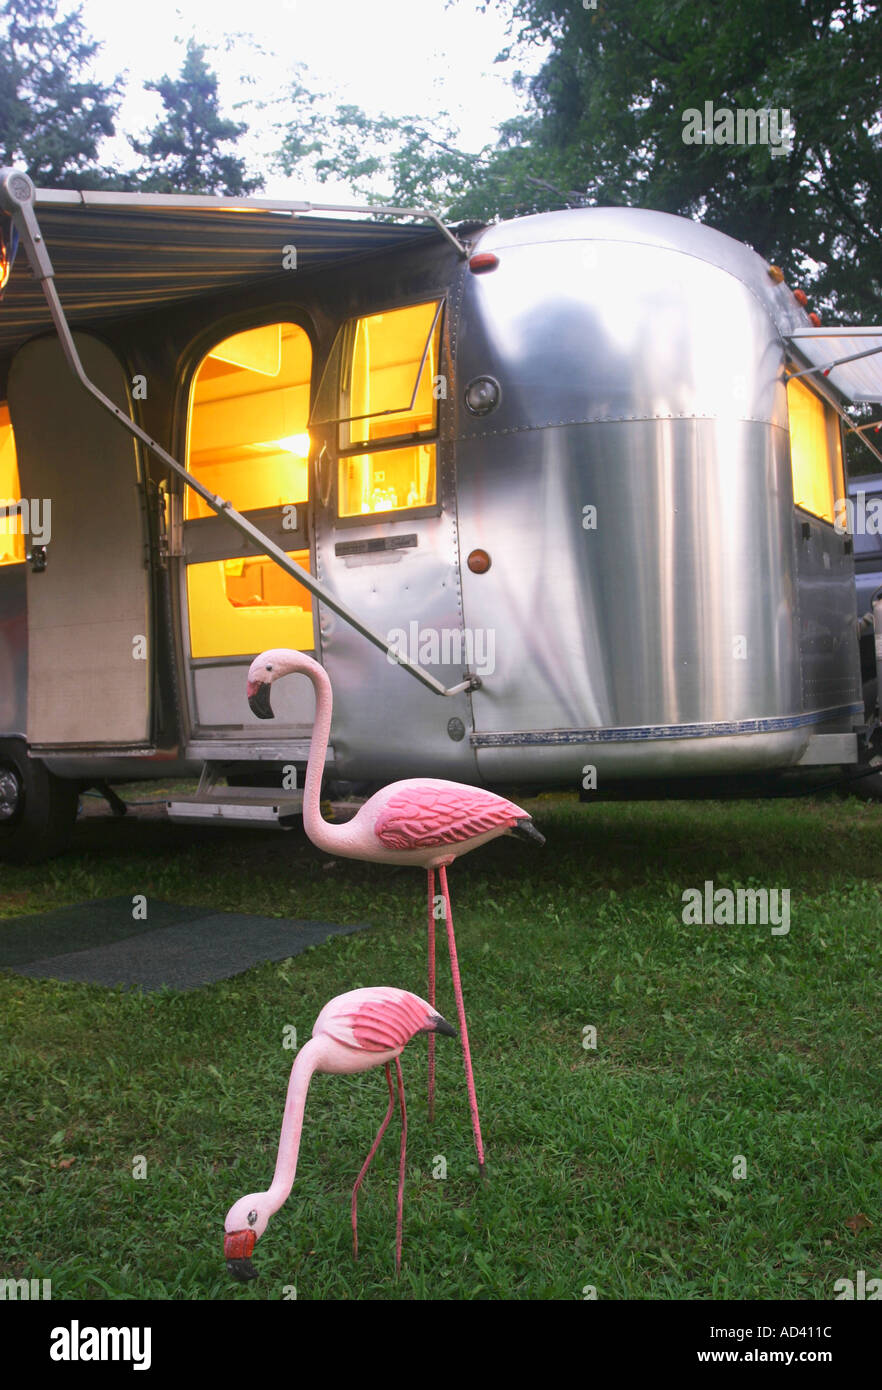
[247,648,545,1171]
[223,986,455,1280]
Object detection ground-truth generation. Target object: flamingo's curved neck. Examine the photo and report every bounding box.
[298,659,341,856]
[266,1037,324,1212]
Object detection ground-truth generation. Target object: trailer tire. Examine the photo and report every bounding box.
[0,740,80,863]
[853,680,882,802]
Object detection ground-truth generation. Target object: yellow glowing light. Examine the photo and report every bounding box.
[787,375,844,527]
[209,324,282,377]
[0,404,25,565]
[262,432,311,457]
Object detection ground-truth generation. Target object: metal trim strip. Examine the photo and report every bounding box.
[470,704,865,748]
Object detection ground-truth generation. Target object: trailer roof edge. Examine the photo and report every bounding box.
[31,187,468,258]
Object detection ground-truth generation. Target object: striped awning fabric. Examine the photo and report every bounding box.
[0,197,442,359]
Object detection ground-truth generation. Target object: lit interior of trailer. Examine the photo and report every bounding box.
[185,322,314,658]
[0,404,25,565]
[311,300,442,517]
[787,373,845,526]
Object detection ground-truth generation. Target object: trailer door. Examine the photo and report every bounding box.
[8,333,151,747]
[307,299,477,781]
[182,322,317,733]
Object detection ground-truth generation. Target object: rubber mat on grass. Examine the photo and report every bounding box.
[0,896,371,991]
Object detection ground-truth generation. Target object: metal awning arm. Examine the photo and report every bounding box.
[847,418,882,438]
[785,342,882,385]
[0,168,477,700]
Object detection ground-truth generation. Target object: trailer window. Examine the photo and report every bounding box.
[338,443,436,517]
[311,300,442,517]
[186,323,312,521]
[0,404,25,565]
[787,375,845,527]
[186,550,314,659]
[185,322,314,657]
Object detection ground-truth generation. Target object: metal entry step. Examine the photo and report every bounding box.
[166,787,304,828]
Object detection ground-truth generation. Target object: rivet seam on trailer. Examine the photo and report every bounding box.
[456,411,777,442]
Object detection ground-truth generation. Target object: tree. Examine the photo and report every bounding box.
[487,0,882,320]
[0,0,124,188]
[132,40,262,196]
[274,1,882,322]
[273,69,504,220]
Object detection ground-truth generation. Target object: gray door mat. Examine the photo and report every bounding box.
[0,896,371,991]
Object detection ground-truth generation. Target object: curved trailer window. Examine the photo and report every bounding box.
[0,404,25,566]
[787,374,845,527]
[185,322,313,658]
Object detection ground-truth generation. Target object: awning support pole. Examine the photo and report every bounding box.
[0,168,478,700]
[785,342,882,385]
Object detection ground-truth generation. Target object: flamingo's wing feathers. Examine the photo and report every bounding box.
[375,785,523,851]
[321,989,432,1053]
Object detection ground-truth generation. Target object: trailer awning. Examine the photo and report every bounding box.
[0,196,445,360]
[786,327,882,403]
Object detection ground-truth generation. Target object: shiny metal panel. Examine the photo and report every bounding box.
[453,232,789,442]
[474,731,809,784]
[793,512,862,722]
[466,206,807,345]
[192,662,317,732]
[447,210,862,783]
[457,417,806,780]
[315,445,479,781]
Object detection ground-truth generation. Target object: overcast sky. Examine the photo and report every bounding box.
[79,0,547,200]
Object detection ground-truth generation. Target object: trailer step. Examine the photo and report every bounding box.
[165,790,304,828]
[164,786,363,829]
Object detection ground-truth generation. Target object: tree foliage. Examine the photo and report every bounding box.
[131,39,262,195]
[274,1,882,319]
[493,0,882,318]
[273,66,508,220]
[0,0,123,188]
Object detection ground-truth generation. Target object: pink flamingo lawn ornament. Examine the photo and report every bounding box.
[247,648,545,1172]
[224,987,456,1281]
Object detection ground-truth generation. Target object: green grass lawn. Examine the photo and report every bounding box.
[1,791,880,1300]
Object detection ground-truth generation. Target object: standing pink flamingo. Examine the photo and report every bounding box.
[223,986,455,1281]
[246,648,545,1172]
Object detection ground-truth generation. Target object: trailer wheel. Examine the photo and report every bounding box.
[0,740,80,863]
[852,680,882,802]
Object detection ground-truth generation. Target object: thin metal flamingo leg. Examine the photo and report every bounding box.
[427,867,436,1121]
[394,1055,407,1273]
[439,864,486,1171]
[351,1062,395,1260]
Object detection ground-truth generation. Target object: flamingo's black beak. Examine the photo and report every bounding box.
[247,680,274,720]
[225,1229,259,1282]
[428,1012,457,1038]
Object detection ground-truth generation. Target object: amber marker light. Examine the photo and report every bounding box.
[467,549,491,573]
[767,265,785,284]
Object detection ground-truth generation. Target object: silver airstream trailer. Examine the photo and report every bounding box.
[1,167,881,859]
